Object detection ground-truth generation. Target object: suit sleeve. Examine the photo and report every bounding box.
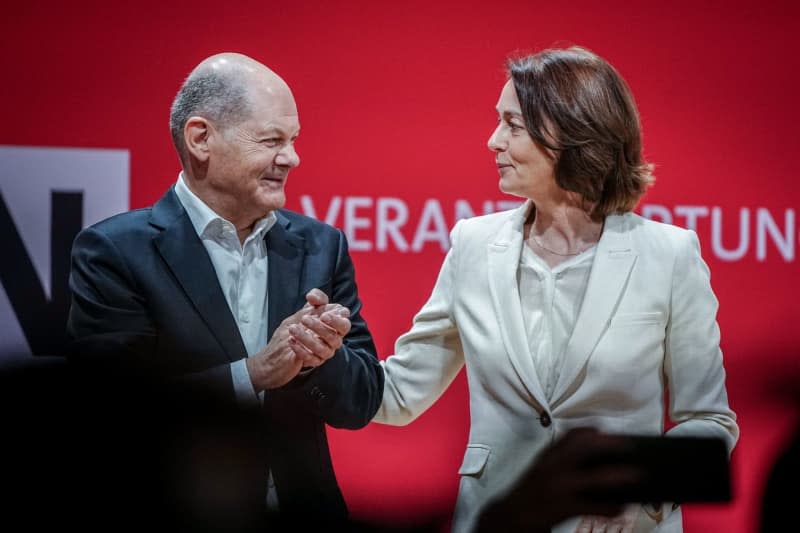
[373,221,466,426]
[68,227,157,368]
[67,227,233,400]
[663,230,739,452]
[297,230,385,429]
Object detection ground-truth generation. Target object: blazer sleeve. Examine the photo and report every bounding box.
[68,227,157,367]
[663,230,739,452]
[67,226,233,400]
[296,229,385,429]
[373,221,466,426]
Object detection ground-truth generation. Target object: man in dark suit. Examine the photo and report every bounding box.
[66,52,383,530]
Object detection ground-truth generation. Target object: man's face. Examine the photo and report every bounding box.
[206,80,300,223]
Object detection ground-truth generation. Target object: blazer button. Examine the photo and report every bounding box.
[540,412,552,427]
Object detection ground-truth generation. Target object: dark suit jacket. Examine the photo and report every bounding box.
[66,187,384,529]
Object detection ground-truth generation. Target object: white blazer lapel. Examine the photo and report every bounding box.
[550,214,637,407]
[487,201,549,410]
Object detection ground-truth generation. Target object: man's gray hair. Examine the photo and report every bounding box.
[169,69,250,161]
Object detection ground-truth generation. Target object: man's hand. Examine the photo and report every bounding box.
[288,289,351,367]
[246,289,351,391]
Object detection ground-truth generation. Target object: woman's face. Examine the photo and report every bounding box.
[488,80,556,200]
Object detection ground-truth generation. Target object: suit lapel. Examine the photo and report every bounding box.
[265,212,306,338]
[487,201,549,410]
[150,188,248,363]
[550,214,636,407]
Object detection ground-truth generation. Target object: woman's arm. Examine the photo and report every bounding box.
[374,221,467,426]
[664,230,739,451]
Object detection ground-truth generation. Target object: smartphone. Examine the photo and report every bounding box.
[584,435,731,504]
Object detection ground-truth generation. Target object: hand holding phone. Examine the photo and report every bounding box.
[580,434,731,505]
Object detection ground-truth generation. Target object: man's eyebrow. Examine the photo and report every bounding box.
[254,127,283,136]
[255,126,300,137]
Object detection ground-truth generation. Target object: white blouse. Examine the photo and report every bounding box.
[517,244,596,402]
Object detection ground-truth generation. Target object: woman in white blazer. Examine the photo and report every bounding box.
[373,46,738,533]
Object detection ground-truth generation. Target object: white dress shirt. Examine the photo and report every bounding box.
[174,174,280,508]
[518,244,595,401]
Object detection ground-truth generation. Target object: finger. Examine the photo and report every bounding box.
[298,303,347,321]
[289,324,335,361]
[288,336,326,367]
[301,304,350,328]
[287,306,312,325]
[305,288,329,307]
[301,315,345,350]
[319,311,351,336]
[301,316,342,350]
[291,303,342,327]
[314,303,350,317]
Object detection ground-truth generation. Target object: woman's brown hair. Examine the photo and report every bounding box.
[508,46,654,218]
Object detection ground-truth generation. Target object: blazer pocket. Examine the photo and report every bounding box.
[611,311,665,327]
[458,444,491,477]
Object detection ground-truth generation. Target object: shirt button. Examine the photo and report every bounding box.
[240,311,250,323]
[540,412,552,427]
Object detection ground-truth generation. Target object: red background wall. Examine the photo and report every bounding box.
[3,1,799,530]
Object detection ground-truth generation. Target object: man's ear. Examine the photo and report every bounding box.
[184,116,212,162]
